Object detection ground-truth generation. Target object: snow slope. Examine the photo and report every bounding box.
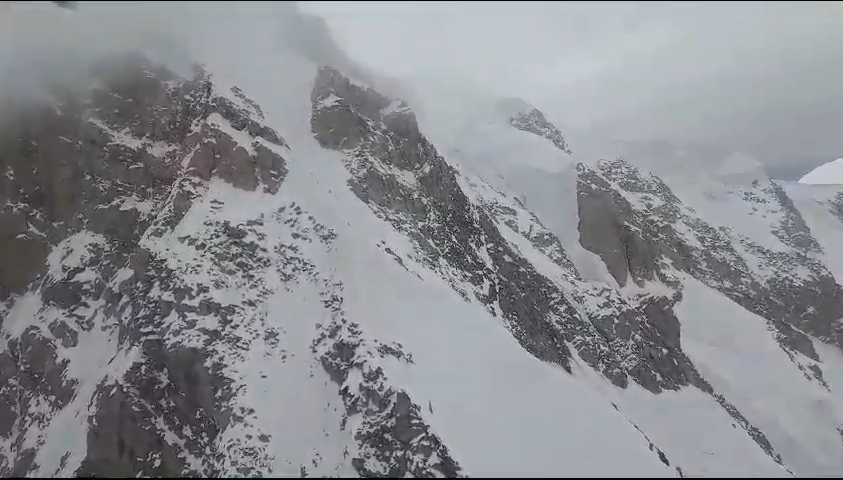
[457,173,791,478]
[409,77,843,476]
[799,158,843,185]
[675,276,843,476]
[783,180,843,287]
[0,2,674,477]
[192,41,672,476]
[2,1,843,478]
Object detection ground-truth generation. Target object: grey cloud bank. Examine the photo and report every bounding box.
[0,2,309,103]
[305,1,843,179]
[0,1,195,105]
[2,1,839,179]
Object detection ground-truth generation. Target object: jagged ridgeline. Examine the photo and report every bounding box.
[1,52,289,477]
[0,50,467,477]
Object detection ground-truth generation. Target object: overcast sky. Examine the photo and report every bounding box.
[304,1,843,178]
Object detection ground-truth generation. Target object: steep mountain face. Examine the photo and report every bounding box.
[432,107,843,475]
[499,98,572,154]
[1,52,292,477]
[4,4,843,478]
[834,193,843,222]
[309,65,796,475]
[577,158,843,366]
[782,182,843,321]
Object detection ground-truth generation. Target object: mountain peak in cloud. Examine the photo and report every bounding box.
[496,97,572,154]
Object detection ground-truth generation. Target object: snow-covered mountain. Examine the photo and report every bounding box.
[799,158,843,186]
[3,2,843,477]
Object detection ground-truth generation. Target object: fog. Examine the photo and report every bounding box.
[0,1,382,110]
[305,1,843,179]
[0,1,202,113]
[2,2,840,179]
[0,1,320,105]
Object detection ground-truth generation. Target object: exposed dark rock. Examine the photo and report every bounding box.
[577,158,843,360]
[0,327,77,476]
[76,342,227,478]
[0,51,290,476]
[310,66,710,398]
[831,192,843,223]
[508,106,572,154]
[310,66,791,470]
[312,66,576,375]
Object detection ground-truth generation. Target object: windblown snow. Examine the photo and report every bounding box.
[2,1,843,478]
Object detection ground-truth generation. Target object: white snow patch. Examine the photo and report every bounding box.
[234,281,355,476]
[44,231,107,282]
[205,112,258,155]
[315,92,341,110]
[31,324,123,477]
[666,176,791,254]
[799,158,843,186]
[96,193,155,215]
[87,118,177,157]
[784,181,843,283]
[380,98,409,117]
[328,218,672,477]
[675,276,843,476]
[574,361,791,478]
[1,294,45,348]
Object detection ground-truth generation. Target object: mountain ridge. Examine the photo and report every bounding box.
[2,3,843,477]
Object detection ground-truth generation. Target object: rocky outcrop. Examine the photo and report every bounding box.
[508,107,571,154]
[831,192,843,223]
[577,158,843,375]
[1,51,470,477]
[0,327,77,476]
[76,342,229,478]
[0,53,287,299]
[466,177,580,279]
[309,66,788,467]
[313,67,574,372]
[0,52,290,477]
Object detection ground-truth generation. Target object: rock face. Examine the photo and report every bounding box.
[0,52,291,476]
[0,53,461,478]
[309,65,792,469]
[507,106,572,154]
[0,53,286,300]
[832,192,843,223]
[577,158,843,374]
[3,20,843,478]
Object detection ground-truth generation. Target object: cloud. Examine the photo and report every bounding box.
[0,2,322,98]
[0,1,197,104]
[305,1,843,177]
[0,1,385,105]
[2,2,839,178]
